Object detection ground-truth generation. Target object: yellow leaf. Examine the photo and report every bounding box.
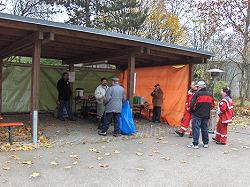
[97,157,104,160]
[30,172,40,178]
[9,155,20,160]
[22,160,32,165]
[65,166,72,169]
[99,163,109,168]
[2,166,10,170]
[136,152,144,156]
[104,153,111,156]
[88,166,94,169]
[72,161,78,165]
[114,150,120,154]
[69,155,80,159]
[50,161,59,166]
[136,167,144,171]
[161,156,170,161]
[137,142,143,144]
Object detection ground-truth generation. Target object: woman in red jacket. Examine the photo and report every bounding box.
[213,87,234,145]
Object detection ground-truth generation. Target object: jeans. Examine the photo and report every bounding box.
[152,106,161,122]
[58,100,72,120]
[102,112,120,134]
[192,115,209,146]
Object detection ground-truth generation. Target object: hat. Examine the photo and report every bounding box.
[154,84,160,87]
[111,77,119,82]
[196,80,206,88]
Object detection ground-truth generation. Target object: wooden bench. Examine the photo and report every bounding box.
[0,122,24,144]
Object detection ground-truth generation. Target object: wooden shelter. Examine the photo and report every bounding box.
[0,13,213,143]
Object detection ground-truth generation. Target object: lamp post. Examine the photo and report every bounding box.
[207,68,224,134]
[207,69,224,97]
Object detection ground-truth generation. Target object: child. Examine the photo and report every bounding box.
[212,87,234,145]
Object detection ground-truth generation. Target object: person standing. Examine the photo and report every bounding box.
[175,81,198,138]
[94,77,109,130]
[212,87,234,145]
[151,84,163,123]
[188,80,214,149]
[57,72,74,121]
[98,77,126,137]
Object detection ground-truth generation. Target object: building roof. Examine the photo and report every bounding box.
[0,13,214,68]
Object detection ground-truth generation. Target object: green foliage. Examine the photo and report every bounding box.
[214,81,228,99]
[7,57,62,66]
[95,0,148,35]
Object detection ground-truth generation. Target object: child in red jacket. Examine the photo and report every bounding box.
[213,87,234,145]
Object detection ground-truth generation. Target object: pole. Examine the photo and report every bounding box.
[127,54,135,104]
[69,63,74,114]
[0,58,3,115]
[31,33,42,144]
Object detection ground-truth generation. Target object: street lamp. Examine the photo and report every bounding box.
[207,68,224,97]
[207,68,224,134]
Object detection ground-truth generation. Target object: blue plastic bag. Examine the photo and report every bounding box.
[120,100,136,135]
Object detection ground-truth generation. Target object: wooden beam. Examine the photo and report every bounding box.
[127,54,135,104]
[188,63,194,88]
[31,33,42,144]
[0,58,3,115]
[64,48,138,64]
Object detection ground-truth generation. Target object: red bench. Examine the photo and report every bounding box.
[0,122,24,144]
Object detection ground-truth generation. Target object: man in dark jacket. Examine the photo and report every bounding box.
[151,84,163,123]
[57,72,74,121]
[188,80,214,149]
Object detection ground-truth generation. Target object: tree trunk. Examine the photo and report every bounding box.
[85,0,91,27]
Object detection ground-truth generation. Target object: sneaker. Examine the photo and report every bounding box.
[212,137,220,144]
[175,130,184,137]
[203,144,209,148]
[98,131,107,136]
[187,143,199,149]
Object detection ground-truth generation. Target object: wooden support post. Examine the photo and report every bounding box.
[69,63,74,114]
[31,33,42,144]
[0,58,3,115]
[127,54,135,104]
[188,63,194,88]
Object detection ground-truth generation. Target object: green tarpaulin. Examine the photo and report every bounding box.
[2,64,119,113]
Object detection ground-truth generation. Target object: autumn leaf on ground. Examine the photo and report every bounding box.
[50,161,59,166]
[114,150,120,154]
[97,157,104,160]
[72,161,78,165]
[69,155,80,159]
[148,154,153,156]
[153,150,159,153]
[2,166,10,170]
[22,160,33,165]
[88,166,94,169]
[186,153,192,156]
[136,152,144,156]
[180,160,188,164]
[30,172,40,178]
[99,163,109,168]
[136,167,145,171]
[137,141,143,144]
[104,153,111,156]
[157,137,164,140]
[9,155,20,160]
[242,145,250,149]
[64,166,72,169]
[223,151,229,154]
[161,156,171,161]
[161,141,168,144]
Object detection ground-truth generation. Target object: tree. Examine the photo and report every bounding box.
[143,0,188,45]
[95,0,148,35]
[3,0,59,19]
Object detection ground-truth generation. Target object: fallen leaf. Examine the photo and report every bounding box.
[181,160,188,164]
[30,172,40,178]
[162,141,168,144]
[2,166,10,170]
[161,156,170,161]
[137,141,143,144]
[9,155,20,160]
[97,157,104,160]
[99,163,109,168]
[186,153,192,156]
[155,141,160,143]
[22,160,33,165]
[223,151,229,154]
[242,145,250,149]
[148,154,153,156]
[153,150,159,153]
[69,155,80,159]
[157,137,164,140]
[114,150,120,154]
[104,153,111,156]
[88,166,94,169]
[72,161,78,165]
[136,167,144,171]
[50,161,59,166]
[136,152,144,156]
[64,166,72,169]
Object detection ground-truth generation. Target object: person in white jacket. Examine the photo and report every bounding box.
[95,77,109,129]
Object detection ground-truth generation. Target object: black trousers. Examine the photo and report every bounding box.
[152,106,161,122]
[102,112,121,134]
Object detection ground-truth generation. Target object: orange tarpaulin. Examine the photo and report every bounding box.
[120,65,190,126]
